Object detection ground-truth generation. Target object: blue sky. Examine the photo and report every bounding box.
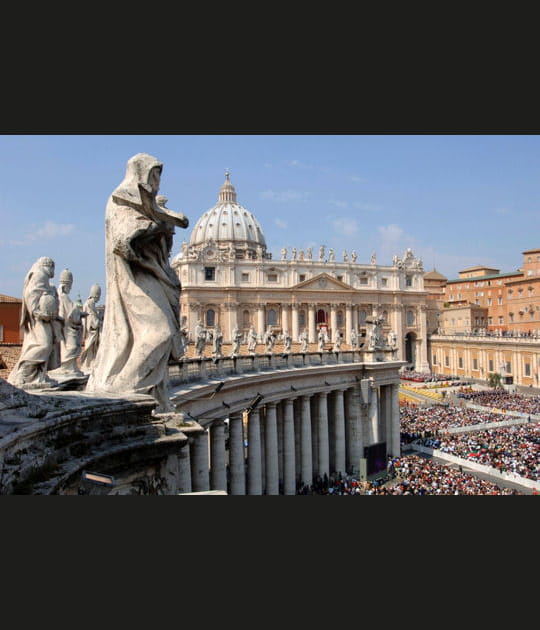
[1,134,539,301]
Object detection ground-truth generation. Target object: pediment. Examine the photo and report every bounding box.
[294,272,354,291]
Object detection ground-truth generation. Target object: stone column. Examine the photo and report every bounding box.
[317,392,329,477]
[247,409,262,495]
[190,431,210,492]
[264,402,279,495]
[308,304,316,343]
[352,305,358,338]
[177,445,192,494]
[257,305,265,340]
[345,384,362,476]
[333,389,346,477]
[291,303,299,341]
[416,305,430,372]
[368,385,379,444]
[228,412,246,495]
[300,395,313,488]
[390,383,401,458]
[276,402,284,488]
[330,304,337,340]
[345,304,352,346]
[393,305,404,361]
[210,420,227,492]
[283,398,296,495]
[281,305,289,336]
[226,303,239,343]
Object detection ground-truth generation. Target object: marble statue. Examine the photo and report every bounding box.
[212,323,223,358]
[317,328,326,352]
[319,245,325,261]
[195,320,207,358]
[8,257,64,389]
[291,247,297,261]
[51,268,88,377]
[299,328,309,353]
[351,250,357,263]
[230,326,243,357]
[366,315,384,350]
[264,325,276,353]
[342,250,348,263]
[306,247,312,261]
[371,252,376,265]
[298,249,304,261]
[281,247,287,260]
[178,315,189,359]
[283,330,292,353]
[86,153,189,413]
[333,329,342,352]
[247,324,258,353]
[328,248,335,262]
[350,328,358,349]
[80,283,102,371]
[387,329,397,348]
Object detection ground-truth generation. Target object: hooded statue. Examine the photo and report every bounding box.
[86,153,189,412]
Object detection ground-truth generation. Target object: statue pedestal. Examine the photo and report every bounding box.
[363,349,385,362]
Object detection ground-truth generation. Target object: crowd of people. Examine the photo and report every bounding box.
[422,424,540,481]
[400,371,461,383]
[458,389,540,415]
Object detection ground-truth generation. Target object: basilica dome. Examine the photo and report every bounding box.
[188,172,267,252]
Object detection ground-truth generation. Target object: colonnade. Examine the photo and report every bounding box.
[176,382,400,495]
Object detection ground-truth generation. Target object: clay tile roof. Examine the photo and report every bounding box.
[0,294,22,304]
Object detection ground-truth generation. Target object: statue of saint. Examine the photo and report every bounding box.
[351,250,357,263]
[306,247,313,261]
[283,330,292,353]
[264,325,276,353]
[350,328,358,349]
[230,326,243,357]
[8,257,64,389]
[299,328,309,353]
[319,245,325,261]
[317,328,326,352]
[281,247,287,260]
[212,323,223,358]
[195,319,207,358]
[85,153,189,412]
[328,248,335,262]
[80,283,103,371]
[247,324,258,353]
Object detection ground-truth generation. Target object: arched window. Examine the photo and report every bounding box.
[299,310,306,327]
[317,309,327,324]
[268,309,277,325]
[206,309,215,327]
[407,310,415,326]
[382,310,388,323]
[243,310,250,326]
[359,309,367,324]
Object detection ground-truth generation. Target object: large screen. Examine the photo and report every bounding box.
[364,442,387,476]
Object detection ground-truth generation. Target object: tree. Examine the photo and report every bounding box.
[487,372,502,389]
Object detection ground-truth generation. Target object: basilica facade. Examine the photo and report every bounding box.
[171,173,431,372]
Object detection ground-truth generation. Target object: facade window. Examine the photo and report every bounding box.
[206,309,215,327]
[525,362,531,376]
[499,316,504,324]
[407,310,415,326]
[433,354,437,365]
[488,317,493,325]
[267,309,277,325]
[406,276,412,287]
[268,273,278,282]
[337,311,343,326]
[498,297,503,305]
[445,356,449,367]
[489,359,494,372]
[487,298,492,306]
[381,278,388,287]
[509,313,514,323]
[299,274,306,282]
[359,309,367,324]
[243,310,250,326]
[359,276,368,285]
[506,361,511,374]
[0,324,3,342]
[337,275,343,282]
[458,357,463,368]
[241,272,249,282]
[473,358,478,370]
[204,267,215,281]
[299,310,305,327]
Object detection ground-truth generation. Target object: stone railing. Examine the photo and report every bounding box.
[430,333,540,345]
[168,350,371,386]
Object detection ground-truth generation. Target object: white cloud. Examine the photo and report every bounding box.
[274,218,288,229]
[332,217,359,236]
[349,175,368,183]
[377,224,404,245]
[260,190,310,203]
[329,200,349,209]
[10,221,75,245]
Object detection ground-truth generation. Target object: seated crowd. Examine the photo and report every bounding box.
[458,389,540,415]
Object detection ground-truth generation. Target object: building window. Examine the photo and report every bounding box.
[473,358,478,370]
[498,297,503,305]
[206,309,215,327]
[337,275,343,282]
[381,278,388,287]
[433,354,437,365]
[267,309,277,325]
[299,274,306,282]
[525,362,531,376]
[337,311,343,326]
[506,361,511,374]
[299,310,306,327]
[407,310,415,326]
[359,309,367,324]
[268,273,278,282]
[406,276,412,287]
[487,298,492,306]
[458,357,463,368]
[445,356,449,367]
[499,316,504,325]
[243,310,250,326]
[204,267,215,281]
[489,359,494,372]
[359,276,368,285]
[241,272,249,282]
[0,324,3,342]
